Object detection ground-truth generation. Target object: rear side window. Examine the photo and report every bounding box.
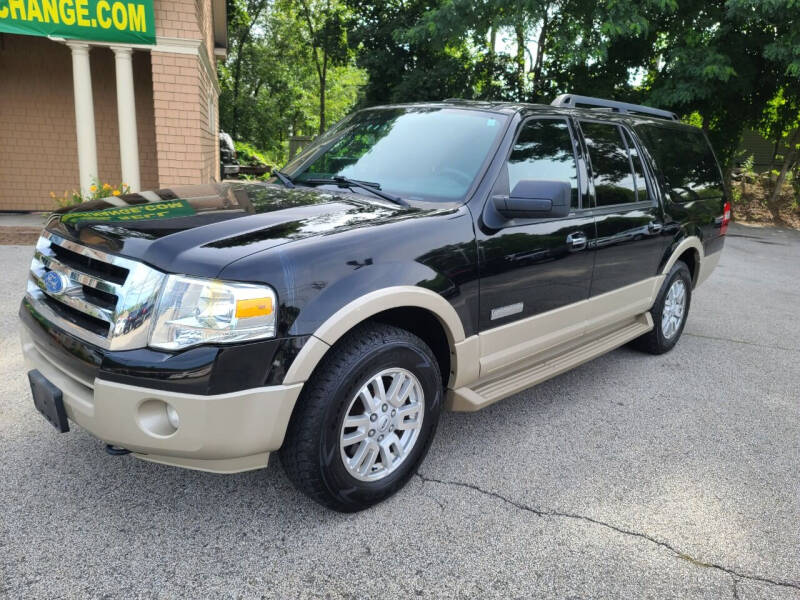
[635,124,724,202]
[580,121,643,207]
[508,118,580,208]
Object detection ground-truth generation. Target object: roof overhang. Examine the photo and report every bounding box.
[211,0,227,58]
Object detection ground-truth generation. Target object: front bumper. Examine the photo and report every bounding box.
[21,327,303,473]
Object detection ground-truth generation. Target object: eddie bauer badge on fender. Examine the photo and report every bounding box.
[491,302,523,320]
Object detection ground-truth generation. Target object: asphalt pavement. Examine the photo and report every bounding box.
[1,223,798,599]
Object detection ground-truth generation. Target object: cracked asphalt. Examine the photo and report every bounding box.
[1,223,798,599]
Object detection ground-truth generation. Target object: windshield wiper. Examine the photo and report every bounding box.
[304,176,409,208]
[271,170,295,188]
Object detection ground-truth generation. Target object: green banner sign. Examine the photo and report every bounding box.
[61,199,196,224]
[0,0,155,45]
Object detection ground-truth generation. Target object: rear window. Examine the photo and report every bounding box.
[635,124,724,202]
[580,121,640,207]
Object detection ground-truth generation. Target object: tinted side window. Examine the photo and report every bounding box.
[580,122,638,207]
[635,124,724,201]
[508,119,579,208]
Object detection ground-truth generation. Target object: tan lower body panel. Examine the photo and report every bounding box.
[447,312,653,411]
[22,327,302,473]
[696,249,721,288]
[449,276,664,412]
[477,277,663,378]
[133,452,270,474]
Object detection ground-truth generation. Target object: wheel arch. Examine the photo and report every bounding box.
[282,286,469,388]
[660,236,704,286]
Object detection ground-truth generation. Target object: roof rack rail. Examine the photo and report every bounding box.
[550,94,678,121]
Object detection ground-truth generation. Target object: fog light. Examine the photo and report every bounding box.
[166,404,180,429]
[137,399,179,437]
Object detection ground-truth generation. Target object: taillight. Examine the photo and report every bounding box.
[720,201,731,235]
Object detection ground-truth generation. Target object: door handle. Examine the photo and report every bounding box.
[648,222,664,233]
[566,232,588,251]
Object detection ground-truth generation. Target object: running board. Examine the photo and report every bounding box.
[447,313,653,412]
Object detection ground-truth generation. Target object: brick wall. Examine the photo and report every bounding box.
[151,51,218,185]
[153,0,202,40]
[0,35,158,211]
[92,47,159,192]
[0,35,76,211]
[134,53,160,191]
[0,0,221,211]
[151,0,220,187]
[197,0,217,64]
[198,0,221,175]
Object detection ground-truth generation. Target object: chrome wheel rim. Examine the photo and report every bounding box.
[662,279,687,340]
[339,368,425,482]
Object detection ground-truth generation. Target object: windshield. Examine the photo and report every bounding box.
[285,107,508,203]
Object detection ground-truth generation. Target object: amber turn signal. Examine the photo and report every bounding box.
[235,297,274,318]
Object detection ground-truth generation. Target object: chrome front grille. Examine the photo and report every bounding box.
[26,230,165,350]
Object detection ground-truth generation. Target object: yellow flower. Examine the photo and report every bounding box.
[89,185,98,192]
[103,183,112,190]
[112,190,121,196]
[50,192,56,198]
[121,183,128,188]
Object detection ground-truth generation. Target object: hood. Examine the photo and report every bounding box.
[47,182,420,278]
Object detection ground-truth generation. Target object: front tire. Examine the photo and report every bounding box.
[279,323,443,512]
[632,261,693,354]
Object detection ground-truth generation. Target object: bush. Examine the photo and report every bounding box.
[731,165,800,228]
[234,141,273,167]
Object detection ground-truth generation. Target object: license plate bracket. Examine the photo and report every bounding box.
[28,370,70,433]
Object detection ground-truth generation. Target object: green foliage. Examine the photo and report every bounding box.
[741,155,755,177]
[234,141,273,166]
[219,0,365,165]
[294,0,353,132]
[344,0,476,104]
[588,0,800,170]
[220,0,800,177]
[343,0,800,173]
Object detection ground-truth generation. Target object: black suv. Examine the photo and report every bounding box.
[21,95,728,511]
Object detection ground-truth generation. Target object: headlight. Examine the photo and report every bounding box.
[149,275,277,350]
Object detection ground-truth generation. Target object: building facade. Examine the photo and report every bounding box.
[0,0,226,211]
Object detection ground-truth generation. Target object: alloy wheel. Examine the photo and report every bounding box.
[339,368,425,482]
[662,279,687,339]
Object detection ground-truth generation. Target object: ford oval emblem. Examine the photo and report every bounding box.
[43,271,67,295]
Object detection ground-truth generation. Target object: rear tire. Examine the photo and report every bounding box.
[632,261,692,355]
[279,323,443,512]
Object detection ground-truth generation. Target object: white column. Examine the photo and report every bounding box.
[67,42,98,196]
[112,46,141,192]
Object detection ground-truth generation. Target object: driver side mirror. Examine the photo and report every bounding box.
[493,180,572,220]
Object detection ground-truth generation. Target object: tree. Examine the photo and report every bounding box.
[396,0,553,102]
[344,0,480,104]
[293,0,350,133]
[225,0,271,141]
[219,0,364,162]
[759,91,800,214]
[598,0,800,171]
[343,0,800,175]
[220,0,800,181]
